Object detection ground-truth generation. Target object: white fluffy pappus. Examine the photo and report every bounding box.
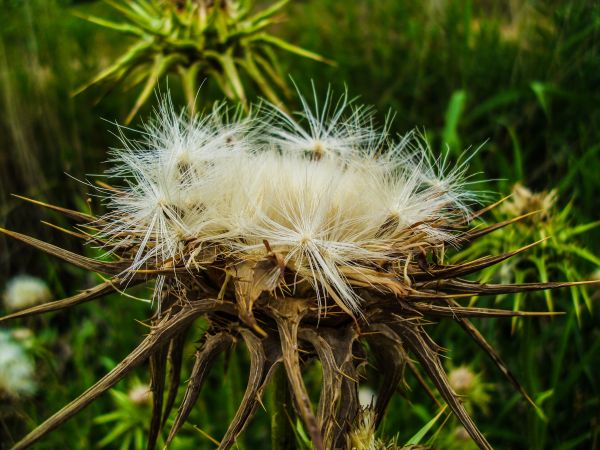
[93,89,482,313]
[0,330,36,398]
[3,275,52,313]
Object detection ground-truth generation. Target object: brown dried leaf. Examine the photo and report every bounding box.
[148,342,168,450]
[364,324,407,428]
[271,299,324,450]
[162,329,189,429]
[166,332,235,446]
[232,257,281,336]
[219,329,280,449]
[0,228,130,275]
[392,320,492,450]
[11,302,212,450]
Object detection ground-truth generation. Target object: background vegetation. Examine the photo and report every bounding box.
[1,0,598,448]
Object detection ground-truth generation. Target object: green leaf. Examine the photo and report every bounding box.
[560,220,600,239]
[240,52,284,108]
[506,125,523,182]
[530,81,551,117]
[559,245,600,267]
[464,89,521,123]
[119,432,133,450]
[247,0,289,26]
[98,422,132,447]
[253,33,335,65]
[93,411,123,424]
[72,41,152,96]
[179,61,203,112]
[533,390,553,422]
[125,53,186,124]
[293,418,313,449]
[406,406,447,445]
[254,53,289,95]
[209,49,247,104]
[105,0,164,35]
[72,12,146,37]
[442,89,467,152]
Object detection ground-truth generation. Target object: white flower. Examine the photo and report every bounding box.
[0,330,36,398]
[94,90,481,313]
[358,386,377,408]
[3,275,52,312]
[449,366,476,395]
[128,384,152,406]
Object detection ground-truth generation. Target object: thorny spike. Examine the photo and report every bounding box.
[452,306,538,410]
[406,356,443,408]
[11,302,214,450]
[412,303,563,318]
[428,278,600,296]
[463,194,513,223]
[412,238,550,281]
[166,332,235,447]
[219,329,278,450]
[40,220,93,241]
[148,343,169,450]
[392,320,493,450]
[456,210,542,245]
[364,324,407,428]
[11,194,96,222]
[0,228,130,275]
[0,278,130,322]
[161,329,190,429]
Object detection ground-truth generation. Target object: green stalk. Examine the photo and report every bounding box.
[270,366,297,450]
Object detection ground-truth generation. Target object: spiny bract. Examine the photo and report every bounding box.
[1,89,591,450]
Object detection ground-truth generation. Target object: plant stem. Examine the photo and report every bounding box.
[270,365,297,450]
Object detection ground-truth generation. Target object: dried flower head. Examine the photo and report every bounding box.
[3,275,52,313]
[1,90,595,450]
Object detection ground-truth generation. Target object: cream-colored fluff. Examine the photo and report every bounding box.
[3,275,52,312]
[0,330,36,398]
[96,90,481,312]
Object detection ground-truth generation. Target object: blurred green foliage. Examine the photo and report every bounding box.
[0,0,599,449]
[75,0,330,122]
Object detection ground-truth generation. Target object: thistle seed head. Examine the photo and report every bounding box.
[96,90,476,314]
[2,89,592,450]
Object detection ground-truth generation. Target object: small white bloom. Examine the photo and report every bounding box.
[3,275,52,312]
[358,386,377,408]
[0,330,36,398]
[128,384,152,406]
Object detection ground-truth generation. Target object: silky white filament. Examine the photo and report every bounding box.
[95,89,480,313]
